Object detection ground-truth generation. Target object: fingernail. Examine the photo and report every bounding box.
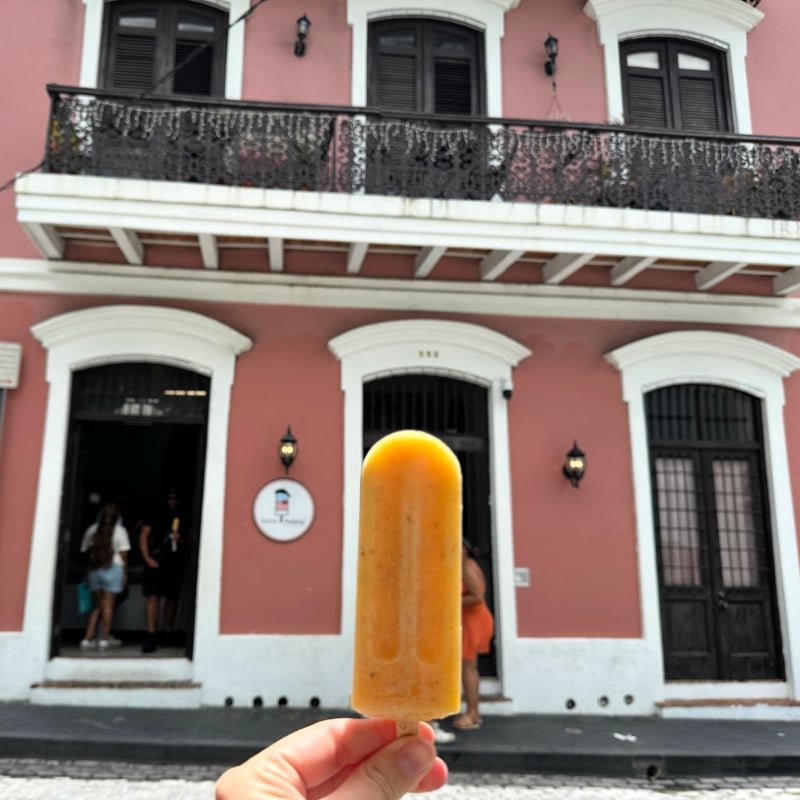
[395,739,431,779]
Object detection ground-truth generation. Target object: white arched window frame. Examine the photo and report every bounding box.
[26,305,251,681]
[584,0,764,133]
[80,0,249,99]
[347,0,520,117]
[329,319,530,692]
[606,330,800,701]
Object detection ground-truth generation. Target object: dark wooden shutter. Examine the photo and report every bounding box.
[102,1,226,97]
[112,33,157,92]
[376,53,418,111]
[679,78,721,131]
[368,18,483,115]
[434,60,472,114]
[627,74,669,128]
[173,40,215,95]
[621,37,731,133]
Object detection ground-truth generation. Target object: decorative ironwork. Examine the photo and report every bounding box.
[44,85,800,220]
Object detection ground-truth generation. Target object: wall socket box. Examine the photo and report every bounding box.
[514,567,530,587]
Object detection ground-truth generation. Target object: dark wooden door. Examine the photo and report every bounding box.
[363,374,495,675]
[647,386,784,680]
[621,38,732,132]
[365,17,494,200]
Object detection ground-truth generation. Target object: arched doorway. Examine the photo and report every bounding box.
[363,373,496,676]
[646,383,783,680]
[53,363,210,658]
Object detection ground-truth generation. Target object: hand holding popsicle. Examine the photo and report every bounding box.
[352,430,463,726]
[215,717,447,799]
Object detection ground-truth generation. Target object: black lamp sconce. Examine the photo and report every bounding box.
[544,34,559,88]
[563,441,586,488]
[279,426,298,473]
[294,14,311,57]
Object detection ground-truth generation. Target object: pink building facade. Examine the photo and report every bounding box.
[2,0,800,719]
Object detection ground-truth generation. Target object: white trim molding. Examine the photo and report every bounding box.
[18,305,251,699]
[329,319,530,701]
[80,0,249,99]
[583,0,764,132]
[347,0,520,117]
[606,330,800,703]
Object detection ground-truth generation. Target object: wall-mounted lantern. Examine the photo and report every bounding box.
[279,426,298,473]
[562,441,585,488]
[294,14,311,57]
[544,34,559,89]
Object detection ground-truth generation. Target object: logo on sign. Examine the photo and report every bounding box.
[253,479,314,542]
[275,489,290,516]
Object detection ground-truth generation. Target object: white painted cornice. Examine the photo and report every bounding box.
[605,330,800,378]
[329,318,531,367]
[31,304,252,356]
[6,258,800,329]
[584,0,763,31]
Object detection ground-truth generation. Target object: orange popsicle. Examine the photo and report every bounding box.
[352,429,462,722]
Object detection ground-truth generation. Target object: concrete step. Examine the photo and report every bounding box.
[30,679,202,708]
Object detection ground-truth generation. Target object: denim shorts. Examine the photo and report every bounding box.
[86,564,124,594]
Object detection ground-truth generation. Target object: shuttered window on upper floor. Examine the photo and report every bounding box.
[621,38,732,132]
[368,18,484,115]
[101,1,227,97]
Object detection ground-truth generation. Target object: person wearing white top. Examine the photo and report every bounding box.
[79,502,131,651]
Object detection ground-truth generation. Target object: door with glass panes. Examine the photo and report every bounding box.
[646,384,783,681]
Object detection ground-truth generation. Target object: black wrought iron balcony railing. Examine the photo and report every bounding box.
[43,85,800,220]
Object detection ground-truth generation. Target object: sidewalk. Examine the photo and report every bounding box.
[1,702,799,778]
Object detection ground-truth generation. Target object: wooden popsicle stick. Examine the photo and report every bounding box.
[395,720,419,737]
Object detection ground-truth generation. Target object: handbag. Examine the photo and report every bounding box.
[77,581,93,615]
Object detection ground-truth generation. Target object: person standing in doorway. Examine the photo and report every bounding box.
[80,502,130,650]
[139,489,191,653]
[453,539,494,730]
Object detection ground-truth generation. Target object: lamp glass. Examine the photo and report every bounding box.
[279,427,298,470]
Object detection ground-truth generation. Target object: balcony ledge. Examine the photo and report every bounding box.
[15,172,800,297]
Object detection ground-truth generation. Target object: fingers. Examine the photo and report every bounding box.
[215,718,449,800]
[216,718,397,798]
[327,734,447,800]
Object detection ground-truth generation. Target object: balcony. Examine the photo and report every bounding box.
[41,85,800,217]
[14,85,800,296]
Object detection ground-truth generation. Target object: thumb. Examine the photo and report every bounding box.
[330,735,436,800]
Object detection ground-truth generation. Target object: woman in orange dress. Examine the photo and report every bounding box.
[454,541,494,730]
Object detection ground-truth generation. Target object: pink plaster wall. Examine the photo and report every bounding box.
[0,0,84,258]
[502,0,608,123]
[4,292,800,639]
[745,5,800,137]
[3,0,800,263]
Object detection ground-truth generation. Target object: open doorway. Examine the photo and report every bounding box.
[52,363,209,659]
[362,373,496,678]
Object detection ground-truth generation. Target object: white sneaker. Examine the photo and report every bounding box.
[431,722,456,744]
[105,636,122,647]
[79,639,96,650]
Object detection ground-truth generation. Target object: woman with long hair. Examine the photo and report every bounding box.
[79,502,130,650]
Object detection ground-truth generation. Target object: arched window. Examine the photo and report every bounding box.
[621,38,732,132]
[368,18,484,115]
[100,1,227,96]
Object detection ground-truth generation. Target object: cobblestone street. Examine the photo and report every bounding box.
[1,760,799,799]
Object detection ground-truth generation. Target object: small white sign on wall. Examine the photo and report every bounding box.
[0,343,21,389]
[253,478,315,542]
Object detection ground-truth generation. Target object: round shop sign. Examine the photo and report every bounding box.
[253,478,315,542]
